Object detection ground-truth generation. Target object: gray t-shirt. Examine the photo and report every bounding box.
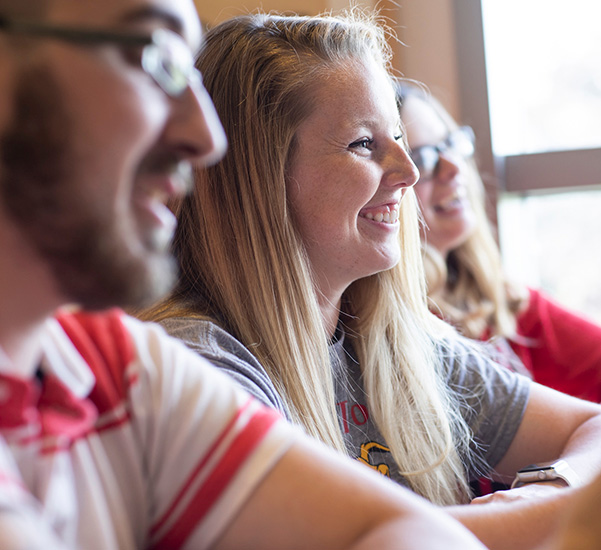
[160,317,530,486]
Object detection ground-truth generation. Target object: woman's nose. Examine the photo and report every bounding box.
[385,143,419,188]
[435,152,461,182]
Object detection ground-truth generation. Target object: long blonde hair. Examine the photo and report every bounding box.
[143,11,472,505]
[397,82,528,340]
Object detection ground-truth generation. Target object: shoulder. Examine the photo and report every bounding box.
[519,287,601,335]
[56,307,134,373]
[54,308,138,415]
[55,308,218,387]
[438,334,531,397]
[158,317,264,376]
[43,311,296,550]
[158,316,292,418]
[159,317,253,361]
[519,286,579,322]
[439,334,531,472]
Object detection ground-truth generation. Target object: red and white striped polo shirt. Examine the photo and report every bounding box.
[0,309,294,549]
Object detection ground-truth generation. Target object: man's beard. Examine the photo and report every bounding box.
[0,66,177,310]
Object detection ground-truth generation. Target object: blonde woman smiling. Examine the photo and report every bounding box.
[398,81,601,403]
[141,11,601,549]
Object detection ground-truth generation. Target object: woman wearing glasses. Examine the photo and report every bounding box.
[141,11,601,548]
[398,82,601,403]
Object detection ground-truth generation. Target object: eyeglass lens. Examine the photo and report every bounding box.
[0,18,197,100]
[411,126,474,181]
[142,28,197,98]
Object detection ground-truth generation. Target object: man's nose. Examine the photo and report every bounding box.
[165,80,228,168]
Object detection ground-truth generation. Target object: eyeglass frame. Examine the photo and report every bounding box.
[0,16,200,98]
[409,126,476,182]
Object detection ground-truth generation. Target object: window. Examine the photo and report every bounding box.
[482,0,601,156]
[498,187,601,324]
[454,0,601,320]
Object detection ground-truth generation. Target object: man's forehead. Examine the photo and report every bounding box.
[46,0,201,46]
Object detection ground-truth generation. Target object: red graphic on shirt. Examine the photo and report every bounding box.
[337,400,369,433]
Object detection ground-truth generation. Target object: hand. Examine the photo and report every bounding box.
[470,480,570,505]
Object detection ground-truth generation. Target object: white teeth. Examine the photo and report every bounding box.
[360,206,399,224]
[437,192,462,211]
[437,187,468,211]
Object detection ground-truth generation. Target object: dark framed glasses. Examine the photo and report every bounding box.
[409,126,475,181]
[0,17,199,98]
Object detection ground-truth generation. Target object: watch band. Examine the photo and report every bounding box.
[511,459,582,489]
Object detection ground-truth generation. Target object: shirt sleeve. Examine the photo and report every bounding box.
[159,318,292,419]
[441,336,531,480]
[122,316,297,550]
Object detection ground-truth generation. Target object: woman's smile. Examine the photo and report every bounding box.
[286,58,418,301]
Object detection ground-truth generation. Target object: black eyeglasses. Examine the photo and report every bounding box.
[0,17,199,98]
[409,126,475,181]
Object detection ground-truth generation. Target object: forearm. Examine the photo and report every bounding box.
[447,488,578,550]
[216,438,487,550]
[492,384,601,485]
[349,509,486,550]
[446,374,601,550]
[557,413,601,483]
[542,471,601,550]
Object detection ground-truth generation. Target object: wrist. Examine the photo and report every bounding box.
[511,459,581,489]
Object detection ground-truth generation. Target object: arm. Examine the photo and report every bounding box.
[215,435,486,550]
[130,318,484,550]
[490,383,601,483]
[546,470,601,550]
[448,382,601,550]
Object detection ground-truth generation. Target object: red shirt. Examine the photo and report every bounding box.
[506,288,601,402]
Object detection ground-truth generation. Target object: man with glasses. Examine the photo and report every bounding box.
[0,1,488,549]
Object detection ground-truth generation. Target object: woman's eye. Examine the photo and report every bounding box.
[349,138,374,149]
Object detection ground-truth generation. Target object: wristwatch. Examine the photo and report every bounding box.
[511,459,582,489]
